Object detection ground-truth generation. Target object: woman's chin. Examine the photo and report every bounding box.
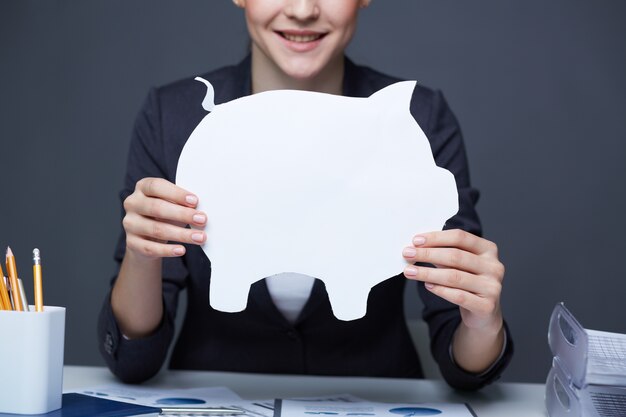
[280,62,326,83]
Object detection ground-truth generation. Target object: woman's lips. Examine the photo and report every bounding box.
[276,30,327,52]
[282,32,323,42]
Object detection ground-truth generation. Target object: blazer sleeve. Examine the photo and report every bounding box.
[97,89,189,384]
[411,88,514,390]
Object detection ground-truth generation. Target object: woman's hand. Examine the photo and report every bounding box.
[122,177,207,259]
[402,229,504,331]
[402,229,506,373]
[112,177,207,338]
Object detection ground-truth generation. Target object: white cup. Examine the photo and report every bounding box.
[0,306,65,414]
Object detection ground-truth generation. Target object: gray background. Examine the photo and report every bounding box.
[1,0,625,383]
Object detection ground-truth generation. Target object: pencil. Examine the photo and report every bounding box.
[18,278,30,312]
[0,263,11,310]
[6,247,23,311]
[33,248,43,312]
[159,407,245,415]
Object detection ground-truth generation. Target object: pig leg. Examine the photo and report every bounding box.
[324,281,371,321]
[209,278,251,312]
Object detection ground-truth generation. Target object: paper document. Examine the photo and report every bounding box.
[77,388,367,417]
[286,395,365,403]
[586,329,626,385]
[275,399,476,417]
[77,385,241,406]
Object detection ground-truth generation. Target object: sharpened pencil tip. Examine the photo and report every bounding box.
[6,246,13,257]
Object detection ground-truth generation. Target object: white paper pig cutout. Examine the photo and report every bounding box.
[176,78,459,321]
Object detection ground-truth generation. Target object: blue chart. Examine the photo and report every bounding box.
[388,407,442,416]
[155,397,207,405]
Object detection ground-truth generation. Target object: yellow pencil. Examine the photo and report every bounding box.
[6,247,23,311]
[18,278,30,312]
[33,248,43,312]
[0,263,11,310]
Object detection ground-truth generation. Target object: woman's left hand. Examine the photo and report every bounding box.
[402,229,504,333]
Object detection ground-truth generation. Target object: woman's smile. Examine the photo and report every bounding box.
[276,30,327,52]
[238,0,366,84]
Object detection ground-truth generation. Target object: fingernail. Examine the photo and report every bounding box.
[413,236,426,246]
[191,232,204,243]
[425,282,435,290]
[186,195,198,205]
[404,266,418,277]
[402,247,417,257]
[173,247,185,256]
[192,213,206,224]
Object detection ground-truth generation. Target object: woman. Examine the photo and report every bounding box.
[98,0,512,389]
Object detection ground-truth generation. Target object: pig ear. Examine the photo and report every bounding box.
[369,81,417,108]
[194,77,215,111]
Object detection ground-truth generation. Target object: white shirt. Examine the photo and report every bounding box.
[265,273,315,324]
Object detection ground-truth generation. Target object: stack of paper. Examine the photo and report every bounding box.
[586,329,626,386]
[545,303,626,417]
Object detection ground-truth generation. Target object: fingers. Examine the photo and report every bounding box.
[423,283,499,317]
[403,230,505,329]
[123,177,206,230]
[403,229,505,278]
[126,234,187,258]
[413,229,499,256]
[122,177,207,259]
[405,265,502,299]
[404,265,501,296]
[136,177,198,207]
[126,195,206,227]
[123,213,206,245]
[402,245,490,275]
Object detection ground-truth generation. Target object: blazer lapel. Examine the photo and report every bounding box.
[248,278,294,326]
[215,54,252,105]
[293,278,329,324]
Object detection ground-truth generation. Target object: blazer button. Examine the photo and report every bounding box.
[104,332,115,355]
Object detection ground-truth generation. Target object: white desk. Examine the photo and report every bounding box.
[63,366,547,417]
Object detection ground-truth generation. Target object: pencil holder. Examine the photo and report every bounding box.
[0,306,65,414]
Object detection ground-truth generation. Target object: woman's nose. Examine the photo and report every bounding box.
[284,0,320,21]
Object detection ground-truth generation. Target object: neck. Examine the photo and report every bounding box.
[251,46,344,95]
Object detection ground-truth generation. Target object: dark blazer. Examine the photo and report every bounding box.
[98,55,513,390]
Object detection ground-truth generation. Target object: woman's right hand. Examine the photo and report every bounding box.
[112,177,203,337]
[122,177,207,259]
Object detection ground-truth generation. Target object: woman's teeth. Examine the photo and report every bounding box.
[282,33,322,42]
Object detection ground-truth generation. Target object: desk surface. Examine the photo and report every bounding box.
[64,366,547,417]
